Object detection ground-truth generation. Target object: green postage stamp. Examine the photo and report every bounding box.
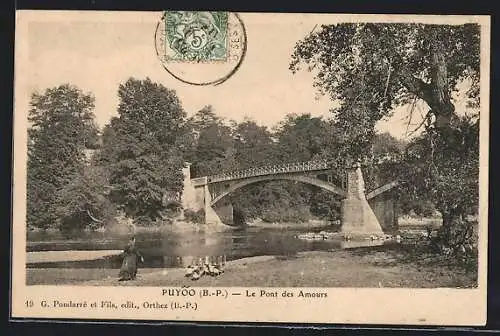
[155,11,247,85]
[163,11,229,62]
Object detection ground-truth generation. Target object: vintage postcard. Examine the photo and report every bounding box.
[12,11,490,325]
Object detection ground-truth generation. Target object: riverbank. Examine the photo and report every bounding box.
[28,219,331,236]
[27,219,237,237]
[26,247,477,288]
[246,218,333,229]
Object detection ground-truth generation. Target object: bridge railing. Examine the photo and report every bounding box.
[202,154,405,184]
[207,159,330,183]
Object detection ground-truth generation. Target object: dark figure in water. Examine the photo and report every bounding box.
[118,236,144,281]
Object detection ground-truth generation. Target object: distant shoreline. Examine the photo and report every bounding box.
[245,219,334,229]
[27,218,336,236]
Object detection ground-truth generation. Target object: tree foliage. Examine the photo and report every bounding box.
[291,23,480,159]
[234,119,278,168]
[98,78,193,222]
[274,114,332,162]
[27,84,99,229]
[55,164,115,231]
[401,117,479,227]
[189,106,237,176]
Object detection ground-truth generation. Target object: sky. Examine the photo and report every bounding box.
[20,11,477,140]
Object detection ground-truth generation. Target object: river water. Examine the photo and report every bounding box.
[26,225,390,269]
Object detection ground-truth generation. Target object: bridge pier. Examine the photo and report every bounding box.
[181,164,202,212]
[341,164,384,236]
[203,183,224,226]
[181,164,225,226]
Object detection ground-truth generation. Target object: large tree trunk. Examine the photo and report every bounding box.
[429,30,458,131]
[396,27,458,132]
[439,210,455,245]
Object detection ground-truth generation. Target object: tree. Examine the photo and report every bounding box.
[401,116,479,237]
[233,181,313,223]
[234,118,278,169]
[55,164,115,231]
[309,189,341,222]
[99,78,193,222]
[27,84,99,229]
[189,106,237,177]
[372,132,407,156]
[190,105,220,133]
[291,23,481,243]
[275,114,332,162]
[291,23,480,135]
[362,132,407,191]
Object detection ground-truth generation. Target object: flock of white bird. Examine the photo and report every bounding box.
[185,256,227,280]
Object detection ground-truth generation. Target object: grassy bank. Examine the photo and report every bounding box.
[27,247,476,288]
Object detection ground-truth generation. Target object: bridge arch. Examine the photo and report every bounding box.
[210,174,346,206]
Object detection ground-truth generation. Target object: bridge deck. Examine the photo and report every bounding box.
[207,160,330,183]
[197,154,404,184]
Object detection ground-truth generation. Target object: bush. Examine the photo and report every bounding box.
[184,209,205,224]
[162,200,183,218]
[430,217,478,272]
[134,216,156,227]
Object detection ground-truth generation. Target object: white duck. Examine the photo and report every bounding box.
[185,265,194,277]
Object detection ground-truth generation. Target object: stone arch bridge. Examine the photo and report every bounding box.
[181,158,400,235]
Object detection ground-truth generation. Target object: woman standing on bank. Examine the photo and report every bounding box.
[119,236,144,281]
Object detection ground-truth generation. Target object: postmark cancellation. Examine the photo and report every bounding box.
[155,11,246,85]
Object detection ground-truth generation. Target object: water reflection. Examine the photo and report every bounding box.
[26,225,398,269]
